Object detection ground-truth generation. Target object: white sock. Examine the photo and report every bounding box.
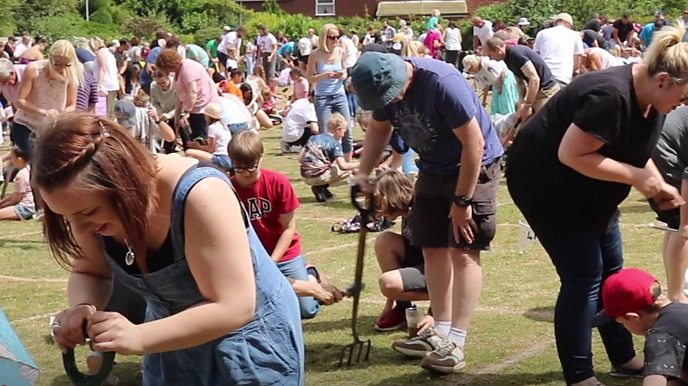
[434,320,451,338]
[448,327,467,347]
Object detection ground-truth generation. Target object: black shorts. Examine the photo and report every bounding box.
[649,198,680,230]
[400,237,426,292]
[407,159,500,250]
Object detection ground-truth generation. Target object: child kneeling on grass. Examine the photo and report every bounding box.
[185,101,233,172]
[300,112,359,202]
[593,267,688,384]
[0,147,35,221]
[229,130,344,319]
[373,170,431,331]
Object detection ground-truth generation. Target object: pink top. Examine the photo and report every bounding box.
[13,60,68,134]
[15,167,35,209]
[293,78,309,100]
[174,59,218,114]
[423,30,442,60]
[0,64,26,106]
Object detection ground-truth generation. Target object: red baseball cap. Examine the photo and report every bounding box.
[591,268,659,327]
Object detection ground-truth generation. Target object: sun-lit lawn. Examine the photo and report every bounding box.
[0,123,664,385]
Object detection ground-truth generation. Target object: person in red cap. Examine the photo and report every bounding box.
[594,268,688,385]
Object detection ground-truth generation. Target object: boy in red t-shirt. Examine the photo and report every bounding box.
[229,130,344,319]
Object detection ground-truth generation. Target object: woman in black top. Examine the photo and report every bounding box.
[506,24,688,386]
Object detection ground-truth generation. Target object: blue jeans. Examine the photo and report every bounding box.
[10,122,34,161]
[314,92,353,154]
[346,92,358,118]
[277,255,320,319]
[525,212,635,384]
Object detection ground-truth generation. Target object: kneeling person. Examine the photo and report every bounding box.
[229,131,344,319]
[300,112,359,202]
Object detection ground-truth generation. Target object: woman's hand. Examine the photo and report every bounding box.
[632,168,663,198]
[652,183,685,211]
[51,304,96,351]
[185,141,198,150]
[88,311,145,355]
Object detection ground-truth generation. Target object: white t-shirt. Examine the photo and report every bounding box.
[282,99,317,142]
[258,33,278,55]
[340,37,359,68]
[298,37,312,56]
[587,47,624,69]
[533,25,584,84]
[207,121,231,156]
[218,31,242,55]
[225,58,238,70]
[473,21,494,46]
[219,94,252,126]
[445,27,462,51]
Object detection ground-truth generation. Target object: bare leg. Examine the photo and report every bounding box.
[375,231,406,316]
[450,250,482,331]
[662,232,688,303]
[184,149,214,163]
[423,247,453,326]
[0,206,20,221]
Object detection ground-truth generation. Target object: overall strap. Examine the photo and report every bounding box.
[170,165,248,262]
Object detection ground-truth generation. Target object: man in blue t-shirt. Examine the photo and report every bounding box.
[351,52,504,374]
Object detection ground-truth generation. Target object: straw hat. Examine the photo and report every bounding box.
[201,102,223,120]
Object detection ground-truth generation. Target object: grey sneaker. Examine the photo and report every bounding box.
[420,340,466,373]
[391,327,444,358]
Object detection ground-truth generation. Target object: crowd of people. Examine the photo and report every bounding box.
[3,7,688,385]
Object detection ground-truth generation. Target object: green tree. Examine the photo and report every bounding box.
[90,8,114,24]
[14,0,79,32]
[263,0,284,15]
[0,0,19,35]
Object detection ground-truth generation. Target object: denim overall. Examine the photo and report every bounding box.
[103,166,304,385]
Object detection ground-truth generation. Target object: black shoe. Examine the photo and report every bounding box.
[311,186,327,202]
[610,366,643,378]
[323,184,334,200]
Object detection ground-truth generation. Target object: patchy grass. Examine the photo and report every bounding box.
[0,125,663,385]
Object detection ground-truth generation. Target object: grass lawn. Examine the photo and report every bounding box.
[0,125,664,385]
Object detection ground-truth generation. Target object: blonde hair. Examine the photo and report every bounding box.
[88,36,105,52]
[319,23,338,53]
[644,22,688,83]
[462,54,481,73]
[374,170,414,217]
[432,9,441,17]
[403,41,427,57]
[50,40,84,88]
[326,112,347,132]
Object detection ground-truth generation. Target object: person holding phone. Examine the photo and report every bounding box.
[307,23,353,161]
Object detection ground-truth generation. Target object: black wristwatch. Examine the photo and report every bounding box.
[452,195,473,208]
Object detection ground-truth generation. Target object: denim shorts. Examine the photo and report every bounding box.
[14,204,36,221]
[211,154,233,171]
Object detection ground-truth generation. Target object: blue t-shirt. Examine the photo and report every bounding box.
[141,47,163,87]
[278,42,295,57]
[372,58,503,173]
[300,133,344,178]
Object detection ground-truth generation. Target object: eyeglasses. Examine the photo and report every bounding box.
[234,164,259,173]
[52,61,72,68]
[327,35,340,40]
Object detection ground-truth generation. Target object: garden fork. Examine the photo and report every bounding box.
[62,321,116,386]
[339,185,372,367]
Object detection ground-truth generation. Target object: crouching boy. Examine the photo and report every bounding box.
[299,112,359,202]
[229,130,344,319]
[593,268,688,385]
